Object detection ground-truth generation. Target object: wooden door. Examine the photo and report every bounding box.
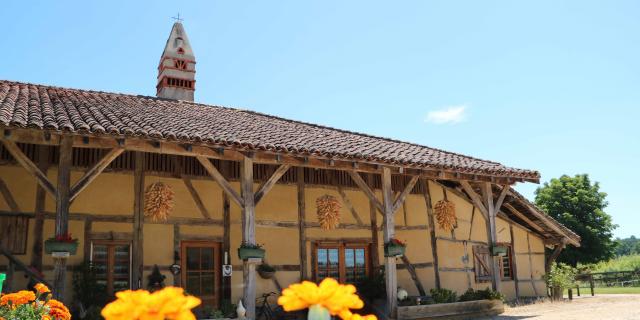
[181,241,221,308]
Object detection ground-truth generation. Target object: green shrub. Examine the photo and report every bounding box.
[429,288,457,304]
[458,288,505,302]
[545,262,577,289]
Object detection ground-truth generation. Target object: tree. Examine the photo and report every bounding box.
[615,236,640,256]
[534,174,617,266]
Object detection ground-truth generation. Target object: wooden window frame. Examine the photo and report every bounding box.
[473,243,515,283]
[90,240,132,296]
[472,245,492,283]
[497,243,514,281]
[180,240,222,308]
[312,240,371,284]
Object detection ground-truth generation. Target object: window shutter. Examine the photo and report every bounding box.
[0,216,29,254]
[472,245,492,282]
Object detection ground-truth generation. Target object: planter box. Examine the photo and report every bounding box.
[397,299,504,320]
[237,247,265,260]
[491,245,508,257]
[44,241,78,255]
[384,244,406,257]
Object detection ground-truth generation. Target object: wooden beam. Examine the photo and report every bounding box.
[132,152,145,289]
[482,182,500,292]
[221,161,232,300]
[69,148,124,201]
[254,164,290,204]
[381,167,397,317]
[297,167,308,280]
[546,243,565,273]
[0,244,53,288]
[171,157,211,220]
[30,145,48,271]
[494,185,510,213]
[0,178,19,212]
[503,203,546,233]
[197,156,243,208]
[391,175,418,214]
[526,232,539,296]
[459,181,488,218]
[510,223,520,299]
[1,140,56,197]
[347,170,384,214]
[240,156,257,319]
[328,171,364,225]
[0,127,538,185]
[53,136,72,300]
[423,179,440,289]
[400,255,426,296]
[367,174,380,271]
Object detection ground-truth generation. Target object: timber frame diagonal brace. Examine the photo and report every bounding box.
[1,140,56,198]
[70,148,124,201]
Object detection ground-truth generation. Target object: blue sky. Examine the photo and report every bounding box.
[2,1,639,237]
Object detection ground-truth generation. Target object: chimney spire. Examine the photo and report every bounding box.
[157,21,195,101]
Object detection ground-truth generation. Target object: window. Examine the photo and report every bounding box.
[174,59,187,70]
[181,241,221,308]
[91,241,131,296]
[0,216,29,254]
[472,244,514,282]
[314,242,369,284]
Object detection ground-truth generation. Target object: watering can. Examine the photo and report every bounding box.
[0,273,5,293]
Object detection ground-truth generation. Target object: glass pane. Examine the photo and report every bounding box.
[201,247,214,270]
[201,272,215,295]
[345,249,354,267]
[328,249,339,267]
[356,249,365,267]
[186,272,201,295]
[329,269,340,279]
[187,247,200,270]
[93,245,108,259]
[318,249,327,267]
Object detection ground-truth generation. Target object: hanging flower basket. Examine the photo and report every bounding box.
[257,264,276,279]
[44,233,78,255]
[316,195,341,230]
[238,243,265,260]
[434,199,457,231]
[384,239,406,257]
[144,182,175,222]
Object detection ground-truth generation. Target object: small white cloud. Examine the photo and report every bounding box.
[425,105,467,124]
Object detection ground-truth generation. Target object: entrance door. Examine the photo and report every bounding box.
[181,241,221,308]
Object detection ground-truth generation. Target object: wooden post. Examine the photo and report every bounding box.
[173,224,181,286]
[367,174,379,272]
[222,161,232,300]
[132,152,145,289]
[482,183,500,291]
[381,167,397,316]
[297,167,308,280]
[53,136,72,300]
[423,179,441,289]
[240,156,257,319]
[589,275,595,296]
[509,223,520,299]
[31,145,48,271]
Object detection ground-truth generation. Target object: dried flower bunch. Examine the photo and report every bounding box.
[144,182,175,222]
[316,195,342,230]
[434,199,457,231]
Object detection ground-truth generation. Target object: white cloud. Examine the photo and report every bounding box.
[425,105,468,124]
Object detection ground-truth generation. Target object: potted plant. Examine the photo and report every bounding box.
[384,238,406,257]
[237,242,265,260]
[545,262,577,301]
[44,233,79,255]
[257,263,276,279]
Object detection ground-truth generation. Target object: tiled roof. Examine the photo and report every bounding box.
[0,80,540,180]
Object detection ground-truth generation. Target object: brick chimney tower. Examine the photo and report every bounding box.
[157,22,196,101]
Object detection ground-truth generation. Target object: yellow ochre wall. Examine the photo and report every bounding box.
[0,165,548,304]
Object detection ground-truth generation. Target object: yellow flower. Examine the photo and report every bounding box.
[101,287,201,320]
[278,278,376,320]
[34,283,50,295]
[339,309,378,320]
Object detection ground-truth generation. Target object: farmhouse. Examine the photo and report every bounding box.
[0,22,579,318]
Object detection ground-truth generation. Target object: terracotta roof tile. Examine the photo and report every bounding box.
[0,80,540,180]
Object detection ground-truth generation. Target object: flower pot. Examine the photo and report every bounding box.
[0,273,5,293]
[258,269,276,279]
[491,245,508,257]
[384,244,406,257]
[44,240,78,255]
[237,247,265,260]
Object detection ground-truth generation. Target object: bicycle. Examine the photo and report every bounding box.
[256,292,301,320]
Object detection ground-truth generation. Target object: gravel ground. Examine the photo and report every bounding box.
[480,294,640,320]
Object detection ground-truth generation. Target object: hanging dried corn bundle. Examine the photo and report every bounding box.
[144,182,175,222]
[316,195,341,230]
[434,194,457,232]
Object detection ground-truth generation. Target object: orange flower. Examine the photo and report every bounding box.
[46,299,71,320]
[0,290,36,306]
[101,287,201,320]
[34,283,50,295]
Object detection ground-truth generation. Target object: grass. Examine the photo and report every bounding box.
[586,255,640,273]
